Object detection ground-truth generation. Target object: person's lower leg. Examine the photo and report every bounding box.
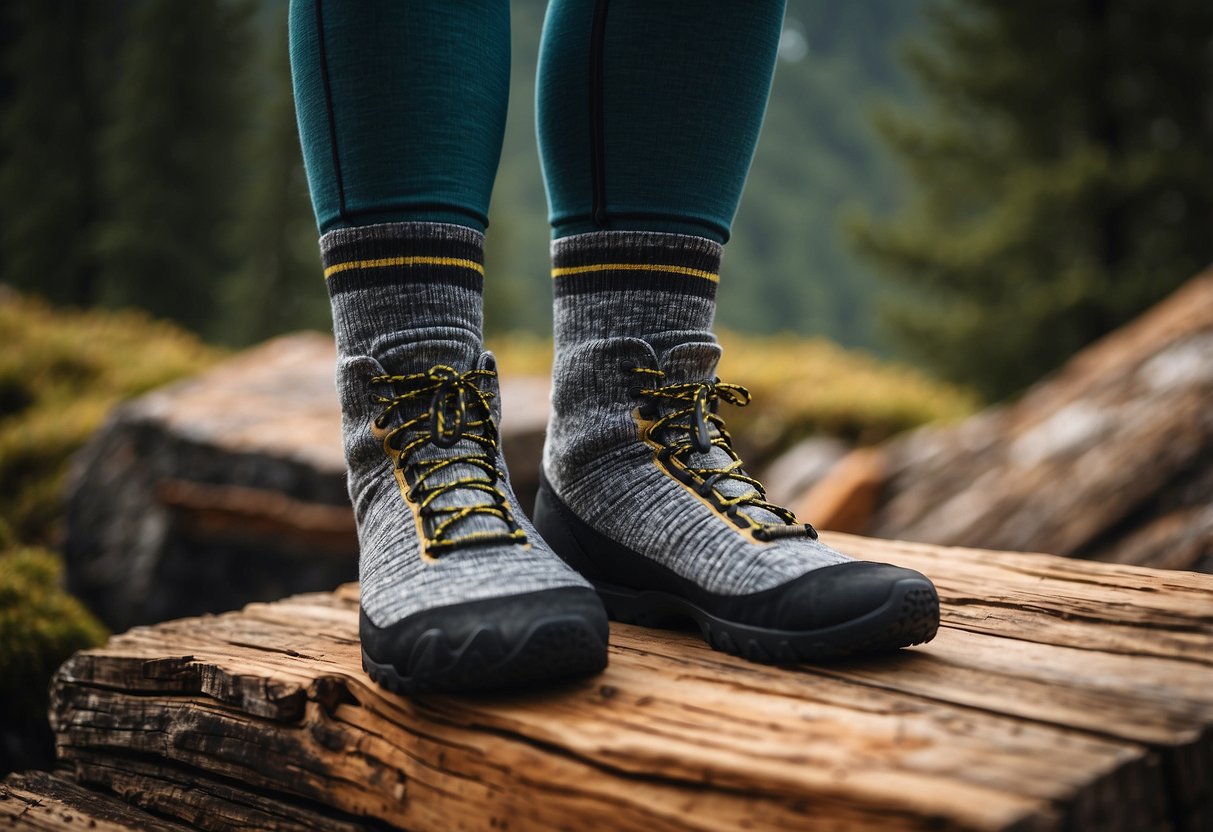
[290,0,606,692]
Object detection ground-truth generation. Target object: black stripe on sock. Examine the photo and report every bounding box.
[322,237,484,271]
[552,245,720,276]
[553,270,717,300]
[327,265,484,298]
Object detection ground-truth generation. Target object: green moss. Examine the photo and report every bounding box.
[0,290,223,546]
[0,548,107,722]
[0,290,218,740]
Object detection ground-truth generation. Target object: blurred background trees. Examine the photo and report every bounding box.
[853,0,1213,399]
[0,0,924,349]
[1,0,1210,400]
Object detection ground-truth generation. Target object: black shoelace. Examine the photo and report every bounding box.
[628,366,818,542]
[370,364,526,557]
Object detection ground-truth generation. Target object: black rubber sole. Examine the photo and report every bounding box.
[534,470,941,664]
[595,578,939,663]
[360,588,609,695]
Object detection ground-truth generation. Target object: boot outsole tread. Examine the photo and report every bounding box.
[362,614,608,695]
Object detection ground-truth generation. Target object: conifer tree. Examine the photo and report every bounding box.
[221,4,328,345]
[852,0,1213,400]
[96,0,255,334]
[0,2,110,306]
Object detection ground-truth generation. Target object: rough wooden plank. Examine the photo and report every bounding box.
[1,770,192,831]
[831,534,1213,663]
[64,756,371,832]
[49,536,1213,831]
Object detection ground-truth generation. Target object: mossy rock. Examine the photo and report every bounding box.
[0,546,107,723]
[0,289,222,546]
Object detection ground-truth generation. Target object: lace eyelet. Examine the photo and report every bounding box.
[619,359,637,374]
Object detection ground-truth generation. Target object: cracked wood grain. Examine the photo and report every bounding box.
[48,536,1213,831]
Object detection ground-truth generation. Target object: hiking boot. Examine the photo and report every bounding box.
[536,336,940,663]
[343,344,608,693]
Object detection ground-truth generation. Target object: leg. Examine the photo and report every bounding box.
[290,0,607,693]
[535,0,940,662]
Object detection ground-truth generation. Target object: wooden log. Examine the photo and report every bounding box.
[806,269,1213,573]
[48,535,1213,831]
[63,334,355,631]
[1,770,190,831]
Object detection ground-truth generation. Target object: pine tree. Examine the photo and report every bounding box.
[95,0,255,334]
[220,2,329,345]
[0,2,111,306]
[727,1,922,350]
[852,0,1213,400]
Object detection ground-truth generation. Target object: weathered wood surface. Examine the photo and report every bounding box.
[63,333,551,631]
[1,770,190,831]
[800,269,1213,573]
[49,534,1213,832]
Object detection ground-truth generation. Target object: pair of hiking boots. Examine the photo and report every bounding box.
[344,336,940,695]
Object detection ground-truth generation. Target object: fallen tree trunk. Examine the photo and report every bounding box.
[800,268,1213,573]
[46,534,1213,832]
[1,771,190,831]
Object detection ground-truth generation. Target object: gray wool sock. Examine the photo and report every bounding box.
[323,222,588,628]
[545,230,850,596]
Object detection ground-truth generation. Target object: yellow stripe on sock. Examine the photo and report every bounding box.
[550,263,719,283]
[324,256,485,280]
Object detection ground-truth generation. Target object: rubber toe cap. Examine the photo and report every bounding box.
[773,561,936,631]
[360,586,609,691]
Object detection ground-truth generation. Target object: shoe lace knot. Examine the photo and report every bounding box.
[629,366,818,542]
[370,364,527,557]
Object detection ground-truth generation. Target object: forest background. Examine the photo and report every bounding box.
[4,0,1209,400]
[0,0,919,356]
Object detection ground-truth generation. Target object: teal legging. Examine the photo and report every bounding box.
[289,1,785,243]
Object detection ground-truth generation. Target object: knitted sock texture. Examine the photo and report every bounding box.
[546,230,849,596]
[324,222,587,627]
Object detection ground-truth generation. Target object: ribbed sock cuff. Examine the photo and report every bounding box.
[321,221,485,296]
[551,231,721,347]
[321,222,485,364]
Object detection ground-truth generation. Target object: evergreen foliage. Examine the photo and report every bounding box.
[0,2,111,306]
[852,0,1213,400]
[220,2,330,345]
[96,0,256,335]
